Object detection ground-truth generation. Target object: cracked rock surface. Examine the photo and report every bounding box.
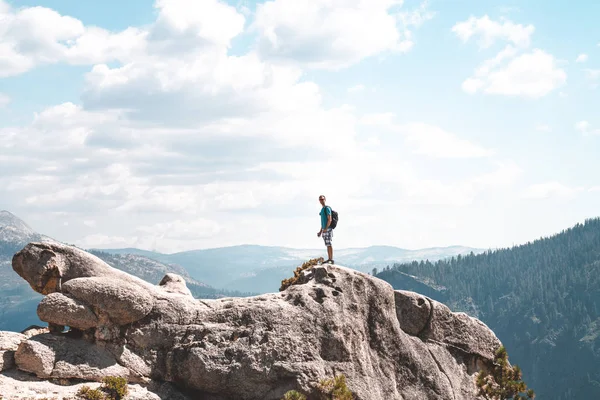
[2,242,502,400]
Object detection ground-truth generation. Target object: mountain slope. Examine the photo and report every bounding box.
[376,217,600,400]
[0,211,51,330]
[0,210,48,246]
[0,210,54,288]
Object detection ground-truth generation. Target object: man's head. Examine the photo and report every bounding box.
[319,195,326,206]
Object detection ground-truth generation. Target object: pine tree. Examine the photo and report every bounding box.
[476,346,535,400]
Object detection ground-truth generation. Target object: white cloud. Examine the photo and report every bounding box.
[253,0,433,70]
[152,0,245,47]
[82,52,323,125]
[358,113,493,158]
[0,0,247,77]
[0,2,147,76]
[249,154,518,211]
[3,89,512,251]
[522,182,584,200]
[575,120,600,136]
[452,15,534,49]
[0,93,10,107]
[397,123,494,158]
[22,163,142,209]
[471,160,522,187]
[76,234,139,249]
[575,120,590,132]
[63,27,147,65]
[348,84,366,93]
[479,50,566,98]
[461,44,518,93]
[585,69,600,86]
[454,16,565,98]
[575,53,588,63]
[136,218,222,240]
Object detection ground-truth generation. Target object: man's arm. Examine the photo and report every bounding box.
[324,207,332,229]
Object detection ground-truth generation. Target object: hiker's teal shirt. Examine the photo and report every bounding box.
[320,206,332,229]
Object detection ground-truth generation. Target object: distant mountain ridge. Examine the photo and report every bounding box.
[94,243,484,293]
[99,244,480,261]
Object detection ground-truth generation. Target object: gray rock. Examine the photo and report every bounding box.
[12,241,158,295]
[10,242,504,400]
[394,290,432,335]
[62,277,155,326]
[420,299,501,361]
[159,273,194,297]
[13,335,55,377]
[15,333,142,382]
[21,325,49,338]
[0,332,26,352]
[0,331,26,371]
[38,292,99,330]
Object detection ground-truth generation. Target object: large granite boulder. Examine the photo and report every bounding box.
[5,242,503,399]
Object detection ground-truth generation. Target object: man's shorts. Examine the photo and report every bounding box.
[322,228,333,246]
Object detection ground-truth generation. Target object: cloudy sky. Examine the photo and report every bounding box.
[1,0,599,253]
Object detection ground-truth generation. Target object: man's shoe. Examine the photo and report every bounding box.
[325,259,334,264]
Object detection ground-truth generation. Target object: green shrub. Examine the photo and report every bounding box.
[77,385,106,400]
[282,390,307,400]
[76,376,129,400]
[318,374,354,400]
[476,346,535,400]
[101,376,128,400]
[280,257,324,291]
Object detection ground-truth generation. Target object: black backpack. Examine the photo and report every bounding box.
[329,207,339,229]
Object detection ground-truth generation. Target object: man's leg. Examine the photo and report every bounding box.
[323,230,333,262]
[327,246,333,261]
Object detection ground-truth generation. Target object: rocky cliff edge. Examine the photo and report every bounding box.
[0,242,502,400]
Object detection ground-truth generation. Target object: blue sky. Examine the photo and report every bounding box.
[1,0,599,253]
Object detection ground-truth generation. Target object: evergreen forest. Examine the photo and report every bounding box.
[376,217,600,400]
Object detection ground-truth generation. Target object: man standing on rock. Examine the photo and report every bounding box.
[317,195,334,264]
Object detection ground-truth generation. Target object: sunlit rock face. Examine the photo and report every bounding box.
[3,242,502,400]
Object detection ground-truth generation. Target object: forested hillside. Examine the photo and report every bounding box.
[377,217,600,400]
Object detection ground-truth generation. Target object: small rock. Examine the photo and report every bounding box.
[394,290,431,336]
[159,273,193,297]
